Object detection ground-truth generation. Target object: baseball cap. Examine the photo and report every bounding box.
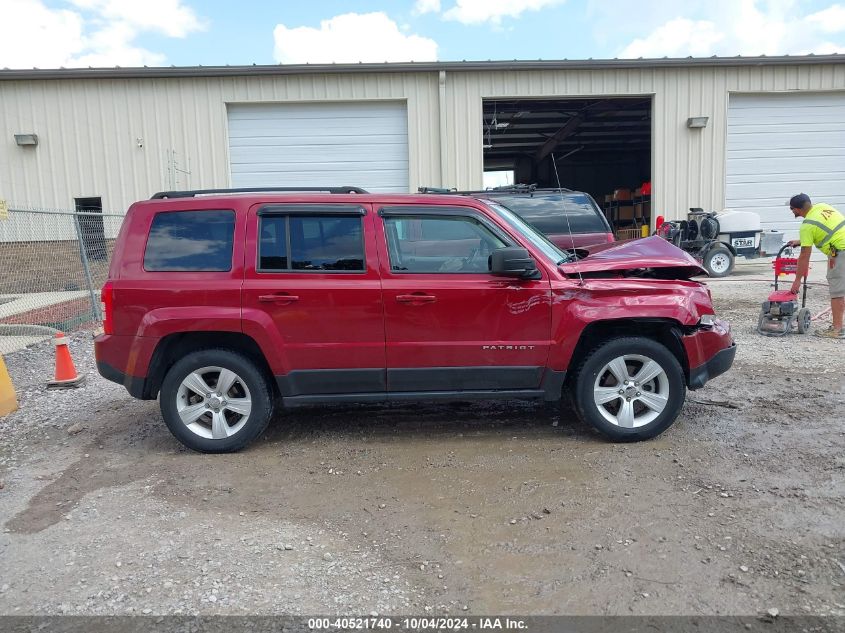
[788,193,811,209]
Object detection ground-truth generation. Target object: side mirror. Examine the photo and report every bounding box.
[489,247,540,279]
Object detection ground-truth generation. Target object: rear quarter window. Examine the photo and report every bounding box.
[144,210,235,271]
[494,194,608,234]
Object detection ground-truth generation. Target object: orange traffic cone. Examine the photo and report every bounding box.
[0,355,18,416]
[47,332,85,389]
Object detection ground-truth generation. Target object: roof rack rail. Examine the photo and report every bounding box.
[417,184,574,195]
[488,184,537,192]
[150,186,368,199]
[417,187,458,194]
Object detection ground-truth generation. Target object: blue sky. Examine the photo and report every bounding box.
[1,0,844,69]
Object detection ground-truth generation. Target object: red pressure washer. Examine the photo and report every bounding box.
[756,244,811,337]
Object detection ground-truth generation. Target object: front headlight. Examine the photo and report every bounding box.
[699,314,717,326]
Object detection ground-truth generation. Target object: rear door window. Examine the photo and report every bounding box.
[258,211,365,272]
[493,194,609,234]
[144,210,235,271]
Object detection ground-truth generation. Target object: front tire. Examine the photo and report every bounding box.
[159,349,273,453]
[571,337,685,441]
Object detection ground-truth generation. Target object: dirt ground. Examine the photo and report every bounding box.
[0,264,843,617]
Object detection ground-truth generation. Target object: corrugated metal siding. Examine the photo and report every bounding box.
[446,64,845,220]
[1,63,843,223]
[0,72,439,213]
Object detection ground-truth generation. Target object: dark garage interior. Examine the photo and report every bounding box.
[482,97,652,232]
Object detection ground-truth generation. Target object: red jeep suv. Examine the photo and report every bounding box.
[95,188,735,453]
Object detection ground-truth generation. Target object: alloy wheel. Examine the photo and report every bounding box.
[176,366,252,440]
[592,354,670,428]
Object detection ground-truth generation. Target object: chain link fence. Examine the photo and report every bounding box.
[1,205,125,354]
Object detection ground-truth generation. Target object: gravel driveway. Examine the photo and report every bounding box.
[1,264,843,616]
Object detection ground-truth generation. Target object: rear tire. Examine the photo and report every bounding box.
[571,337,685,442]
[703,245,734,278]
[159,349,273,453]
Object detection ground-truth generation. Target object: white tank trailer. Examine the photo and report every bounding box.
[716,209,763,255]
[658,208,782,277]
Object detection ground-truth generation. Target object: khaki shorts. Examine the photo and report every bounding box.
[829,253,845,298]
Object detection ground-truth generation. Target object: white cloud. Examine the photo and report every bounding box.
[69,0,205,38]
[805,4,845,33]
[442,0,565,25]
[620,18,724,58]
[0,0,85,68]
[273,12,437,64]
[804,40,845,53]
[0,0,204,69]
[72,22,166,68]
[413,0,441,16]
[617,0,845,58]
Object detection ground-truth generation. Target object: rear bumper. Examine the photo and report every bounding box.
[97,360,147,398]
[94,333,156,399]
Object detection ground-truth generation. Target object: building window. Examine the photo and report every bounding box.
[483,170,514,189]
[74,196,106,261]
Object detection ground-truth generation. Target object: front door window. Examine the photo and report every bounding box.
[383,215,506,274]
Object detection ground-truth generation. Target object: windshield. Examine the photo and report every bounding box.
[492,193,610,234]
[485,201,572,264]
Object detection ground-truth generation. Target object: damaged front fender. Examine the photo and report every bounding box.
[548,277,716,371]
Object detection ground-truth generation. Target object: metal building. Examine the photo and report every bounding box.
[1,55,844,237]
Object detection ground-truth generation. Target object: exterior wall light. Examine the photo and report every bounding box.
[687,117,709,129]
[14,133,38,146]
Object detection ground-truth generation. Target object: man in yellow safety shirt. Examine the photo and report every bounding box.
[786,193,845,339]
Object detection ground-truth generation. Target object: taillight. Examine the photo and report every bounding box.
[101,281,114,335]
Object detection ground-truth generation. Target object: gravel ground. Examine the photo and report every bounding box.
[0,264,843,616]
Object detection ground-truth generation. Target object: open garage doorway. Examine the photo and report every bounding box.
[482,97,653,235]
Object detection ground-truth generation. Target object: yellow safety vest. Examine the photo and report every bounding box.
[799,203,845,256]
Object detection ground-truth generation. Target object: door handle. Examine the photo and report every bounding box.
[259,293,300,303]
[396,293,437,304]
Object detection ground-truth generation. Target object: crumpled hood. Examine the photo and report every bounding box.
[559,235,707,278]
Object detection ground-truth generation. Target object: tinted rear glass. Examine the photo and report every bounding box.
[492,194,608,234]
[258,215,364,272]
[144,210,235,271]
[259,216,288,270]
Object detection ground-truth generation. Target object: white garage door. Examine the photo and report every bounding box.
[726,93,845,243]
[227,101,409,193]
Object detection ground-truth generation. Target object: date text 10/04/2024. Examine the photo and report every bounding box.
[307,618,528,630]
